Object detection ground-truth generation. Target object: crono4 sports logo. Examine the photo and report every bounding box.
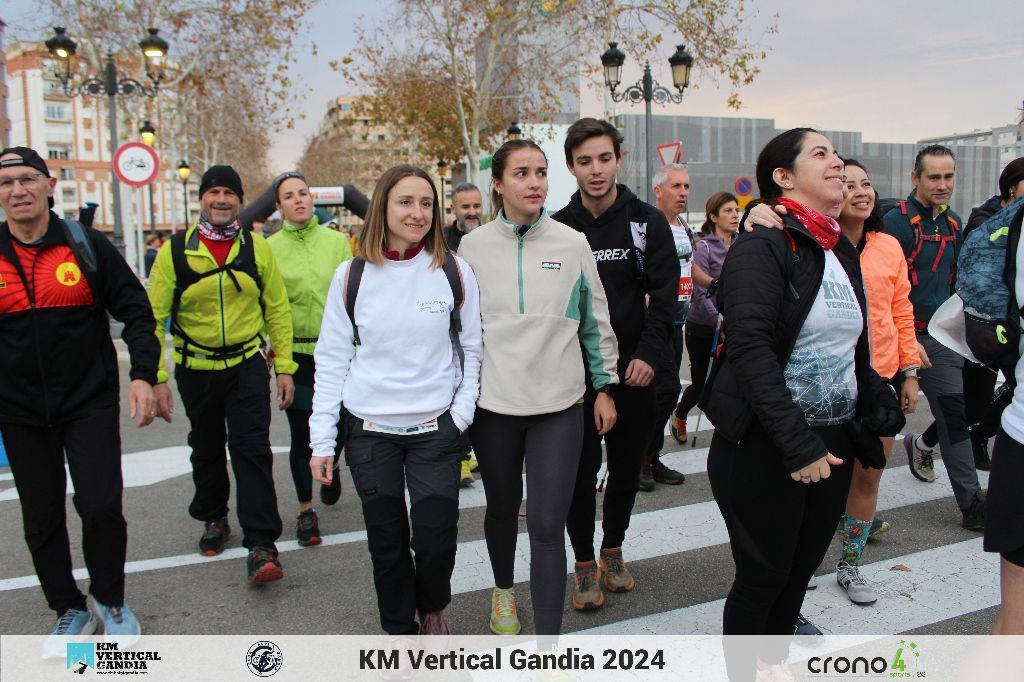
[807,639,924,678]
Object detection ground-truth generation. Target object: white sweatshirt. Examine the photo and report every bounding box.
[1003,232,1024,444]
[309,249,483,456]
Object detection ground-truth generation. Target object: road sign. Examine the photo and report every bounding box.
[112,142,160,187]
[657,141,683,166]
[734,176,753,196]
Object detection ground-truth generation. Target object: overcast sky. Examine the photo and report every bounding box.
[5,0,1022,172]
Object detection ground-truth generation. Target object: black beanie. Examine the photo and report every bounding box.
[999,158,1024,201]
[199,165,244,202]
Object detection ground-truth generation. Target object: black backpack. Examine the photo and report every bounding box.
[342,253,466,372]
[169,229,265,361]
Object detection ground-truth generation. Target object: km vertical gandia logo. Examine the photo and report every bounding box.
[807,639,924,678]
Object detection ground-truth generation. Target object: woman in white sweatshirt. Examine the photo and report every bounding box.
[309,165,482,637]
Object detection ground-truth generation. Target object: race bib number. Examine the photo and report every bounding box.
[678,276,693,302]
[363,418,439,435]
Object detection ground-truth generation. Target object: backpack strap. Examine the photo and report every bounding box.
[343,257,367,347]
[442,252,465,374]
[903,200,925,287]
[61,219,97,273]
[169,230,265,361]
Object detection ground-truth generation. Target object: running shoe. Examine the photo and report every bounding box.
[246,547,284,585]
[198,516,231,556]
[599,547,636,592]
[836,560,877,605]
[42,607,98,659]
[320,467,342,505]
[868,517,891,540]
[794,613,822,636]
[88,596,141,646]
[670,413,687,444]
[572,560,605,611]
[489,587,521,635]
[903,433,936,483]
[468,449,479,473]
[296,509,322,547]
[419,610,452,635]
[459,459,474,487]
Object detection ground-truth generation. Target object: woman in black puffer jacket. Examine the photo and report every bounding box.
[702,128,904,680]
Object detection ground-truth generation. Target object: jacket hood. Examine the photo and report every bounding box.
[564,184,637,227]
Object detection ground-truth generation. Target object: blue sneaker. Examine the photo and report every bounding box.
[89,596,141,646]
[42,608,98,659]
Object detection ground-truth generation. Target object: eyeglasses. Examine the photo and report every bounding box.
[0,173,48,191]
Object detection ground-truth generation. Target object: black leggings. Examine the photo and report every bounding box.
[676,322,716,419]
[469,405,583,636]
[649,325,684,457]
[285,353,339,503]
[710,421,854,677]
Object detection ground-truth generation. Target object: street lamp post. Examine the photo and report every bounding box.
[139,120,157,237]
[506,121,522,142]
[600,42,693,203]
[437,160,448,217]
[177,161,191,230]
[45,26,169,256]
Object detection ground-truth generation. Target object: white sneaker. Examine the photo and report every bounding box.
[42,607,98,659]
[837,560,877,605]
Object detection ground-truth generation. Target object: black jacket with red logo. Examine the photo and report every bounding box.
[0,212,159,426]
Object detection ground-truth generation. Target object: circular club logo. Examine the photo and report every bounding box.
[245,640,283,677]
[55,261,82,287]
[112,142,160,187]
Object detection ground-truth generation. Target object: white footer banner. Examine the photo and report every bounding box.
[2,634,1022,681]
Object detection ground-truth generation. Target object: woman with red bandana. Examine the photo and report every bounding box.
[701,129,903,679]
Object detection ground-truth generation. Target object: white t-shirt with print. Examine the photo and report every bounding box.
[783,249,863,425]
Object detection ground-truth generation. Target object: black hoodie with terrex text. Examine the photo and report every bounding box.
[553,184,679,373]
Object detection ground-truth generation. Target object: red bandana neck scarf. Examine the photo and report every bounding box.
[777,197,841,250]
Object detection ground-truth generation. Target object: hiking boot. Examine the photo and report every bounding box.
[599,547,636,592]
[571,560,605,611]
[638,456,655,493]
[296,509,322,547]
[489,586,521,635]
[670,412,687,444]
[794,613,822,635]
[88,596,141,646]
[468,449,479,473]
[962,490,986,531]
[971,431,992,471]
[903,433,936,483]
[42,607,98,659]
[319,467,342,505]
[247,547,284,585]
[198,517,231,556]
[836,560,877,605]
[459,459,475,487]
[651,456,685,485]
[419,609,452,635]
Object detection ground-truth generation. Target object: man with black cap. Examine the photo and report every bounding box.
[0,146,160,653]
[148,164,297,585]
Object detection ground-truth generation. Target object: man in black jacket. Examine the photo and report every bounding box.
[0,147,161,654]
[442,182,482,254]
[552,118,679,611]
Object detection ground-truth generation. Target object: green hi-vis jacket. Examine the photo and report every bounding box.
[147,224,298,382]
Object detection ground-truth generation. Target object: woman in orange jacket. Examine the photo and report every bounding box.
[833,158,921,605]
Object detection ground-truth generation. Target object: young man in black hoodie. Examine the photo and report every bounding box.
[552,118,679,611]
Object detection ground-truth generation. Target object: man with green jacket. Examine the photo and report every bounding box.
[149,165,297,585]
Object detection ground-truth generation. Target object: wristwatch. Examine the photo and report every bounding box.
[902,366,919,379]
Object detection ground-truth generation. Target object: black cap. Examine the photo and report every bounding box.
[0,146,51,177]
[199,165,244,202]
[999,158,1024,201]
[1,146,54,208]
